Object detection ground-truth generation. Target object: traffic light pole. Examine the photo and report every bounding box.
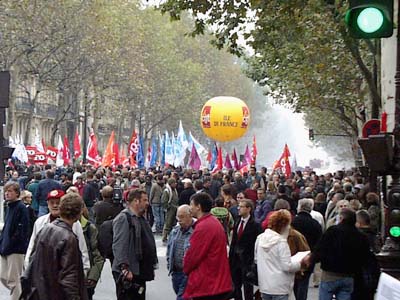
[377,1,400,279]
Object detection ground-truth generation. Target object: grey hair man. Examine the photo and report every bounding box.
[166,205,196,300]
[292,198,323,300]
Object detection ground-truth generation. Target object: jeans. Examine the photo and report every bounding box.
[319,277,354,300]
[171,271,187,300]
[261,294,288,300]
[38,205,49,217]
[152,204,165,232]
[294,272,312,300]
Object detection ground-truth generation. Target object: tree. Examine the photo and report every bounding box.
[159,0,380,148]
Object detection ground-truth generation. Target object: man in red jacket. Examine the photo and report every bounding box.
[184,193,233,300]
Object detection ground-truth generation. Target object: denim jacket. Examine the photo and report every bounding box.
[166,220,195,275]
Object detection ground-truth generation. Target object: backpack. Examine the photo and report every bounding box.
[98,212,131,260]
[112,185,123,204]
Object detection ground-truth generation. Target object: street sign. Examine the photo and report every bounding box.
[362,119,381,138]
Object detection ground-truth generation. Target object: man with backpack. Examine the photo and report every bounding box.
[112,189,158,300]
[93,186,124,229]
[95,186,124,262]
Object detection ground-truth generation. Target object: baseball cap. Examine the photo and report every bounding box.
[47,189,65,201]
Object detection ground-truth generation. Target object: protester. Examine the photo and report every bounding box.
[0,182,29,300]
[255,209,307,300]
[162,178,179,244]
[80,204,105,300]
[183,192,232,300]
[112,189,158,300]
[229,199,261,300]
[24,189,90,274]
[21,193,88,300]
[83,171,100,221]
[35,170,62,216]
[93,185,123,228]
[166,205,195,300]
[178,178,195,206]
[306,208,371,300]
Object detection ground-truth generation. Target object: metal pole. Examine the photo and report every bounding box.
[82,99,88,164]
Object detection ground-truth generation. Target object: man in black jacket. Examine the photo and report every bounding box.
[292,198,323,300]
[307,208,370,300]
[83,171,100,222]
[229,199,261,300]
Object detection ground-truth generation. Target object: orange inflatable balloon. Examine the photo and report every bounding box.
[200,96,250,142]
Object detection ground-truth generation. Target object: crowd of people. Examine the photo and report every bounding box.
[0,163,381,300]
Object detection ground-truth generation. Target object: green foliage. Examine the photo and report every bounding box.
[0,0,261,146]
[160,0,379,140]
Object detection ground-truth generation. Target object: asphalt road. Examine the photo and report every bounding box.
[0,235,319,299]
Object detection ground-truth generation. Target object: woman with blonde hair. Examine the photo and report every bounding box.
[255,209,307,300]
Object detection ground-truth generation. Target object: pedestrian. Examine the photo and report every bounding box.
[0,182,29,300]
[93,185,124,229]
[20,190,36,240]
[83,171,100,222]
[254,188,273,224]
[166,205,195,300]
[21,193,88,300]
[183,192,233,300]
[178,179,195,206]
[149,174,165,233]
[162,178,179,244]
[26,172,42,216]
[306,208,371,300]
[291,199,322,300]
[112,189,158,300]
[35,170,62,217]
[229,199,261,300]
[255,209,306,300]
[80,204,105,300]
[24,189,90,274]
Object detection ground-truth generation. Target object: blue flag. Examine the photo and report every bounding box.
[160,133,165,166]
[150,136,158,167]
[137,135,145,168]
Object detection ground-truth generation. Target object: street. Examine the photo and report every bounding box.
[0,235,319,299]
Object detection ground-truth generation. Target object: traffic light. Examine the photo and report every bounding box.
[388,187,400,240]
[309,129,314,141]
[345,0,393,39]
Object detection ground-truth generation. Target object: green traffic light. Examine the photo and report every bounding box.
[357,7,384,33]
[390,226,400,238]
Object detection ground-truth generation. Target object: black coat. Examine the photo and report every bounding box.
[229,216,261,273]
[178,187,196,206]
[292,211,322,251]
[312,223,370,275]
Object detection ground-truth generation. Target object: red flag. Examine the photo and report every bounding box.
[232,148,239,170]
[102,131,115,167]
[73,130,81,159]
[207,149,212,163]
[274,144,292,177]
[86,130,101,167]
[217,147,223,170]
[113,142,120,167]
[128,131,139,167]
[251,135,257,164]
[63,135,71,166]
